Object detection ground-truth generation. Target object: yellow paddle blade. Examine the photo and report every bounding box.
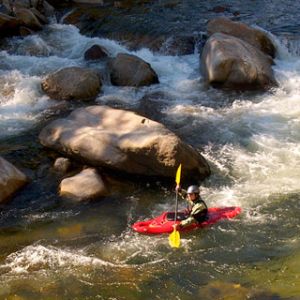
[169,228,181,248]
[175,164,182,185]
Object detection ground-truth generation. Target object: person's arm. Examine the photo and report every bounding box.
[179,215,197,228]
[178,202,207,228]
[175,185,187,200]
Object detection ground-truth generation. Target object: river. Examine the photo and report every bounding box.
[1,1,300,299]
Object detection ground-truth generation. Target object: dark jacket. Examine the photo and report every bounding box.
[178,189,208,228]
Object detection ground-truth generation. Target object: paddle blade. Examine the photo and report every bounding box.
[175,164,182,185]
[169,229,181,248]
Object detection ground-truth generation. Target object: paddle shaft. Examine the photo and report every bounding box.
[174,190,179,223]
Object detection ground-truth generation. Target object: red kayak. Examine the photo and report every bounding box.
[132,206,241,234]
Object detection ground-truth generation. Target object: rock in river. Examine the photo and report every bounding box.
[207,17,276,58]
[109,53,159,87]
[0,156,28,204]
[201,33,277,91]
[59,168,108,200]
[41,67,102,101]
[39,106,210,180]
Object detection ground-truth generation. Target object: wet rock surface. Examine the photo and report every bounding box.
[109,53,159,87]
[41,66,102,101]
[39,105,211,180]
[201,32,277,91]
[0,156,28,203]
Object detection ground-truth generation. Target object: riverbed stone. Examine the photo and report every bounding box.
[53,157,71,174]
[19,25,34,36]
[0,12,20,36]
[84,44,109,61]
[30,7,49,24]
[14,7,43,30]
[201,33,277,90]
[59,168,108,200]
[0,0,54,38]
[41,0,55,17]
[207,17,276,58]
[41,67,102,101]
[0,156,28,204]
[109,53,159,87]
[159,35,196,56]
[39,105,210,180]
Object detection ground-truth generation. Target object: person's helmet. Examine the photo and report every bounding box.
[187,185,200,194]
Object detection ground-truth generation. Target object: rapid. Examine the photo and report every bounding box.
[1,7,300,300]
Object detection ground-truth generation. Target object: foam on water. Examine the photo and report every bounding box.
[0,70,56,136]
[0,244,116,275]
[0,24,129,139]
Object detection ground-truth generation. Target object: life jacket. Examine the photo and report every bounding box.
[191,199,208,223]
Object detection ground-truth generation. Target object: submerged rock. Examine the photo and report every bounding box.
[39,106,210,180]
[41,67,102,101]
[0,156,28,204]
[109,53,159,87]
[198,280,248,299]
[159,35,196,56]
[201,33,277,91]
[59,168,108,200]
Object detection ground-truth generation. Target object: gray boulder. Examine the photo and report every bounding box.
[201,33,277,90]
[39,106,210,180]
[109,53,159,87]
[0,156,27,204]
[41,67,102,101]
[207,17,276,58]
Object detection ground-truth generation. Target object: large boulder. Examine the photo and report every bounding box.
[201,33,277,90]
[39,106,210,180]
[41,67,102,101]
[109,53,159,87]
[0,156,27,204]
[207,17,276,58]
[59,168,108,200]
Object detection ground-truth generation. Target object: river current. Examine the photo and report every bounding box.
[1,2,300,299]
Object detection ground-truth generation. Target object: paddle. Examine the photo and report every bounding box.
[169,164,182,248]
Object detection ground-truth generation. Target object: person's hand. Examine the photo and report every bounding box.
[175,184,181,192]
[173,223,181,230]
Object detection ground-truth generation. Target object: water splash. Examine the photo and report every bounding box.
[0,244,117,275]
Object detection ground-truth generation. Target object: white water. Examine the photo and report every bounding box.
[1,23,300,221]
[1,24,300,205]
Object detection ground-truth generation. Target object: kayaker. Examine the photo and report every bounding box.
[173,185,208,230]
